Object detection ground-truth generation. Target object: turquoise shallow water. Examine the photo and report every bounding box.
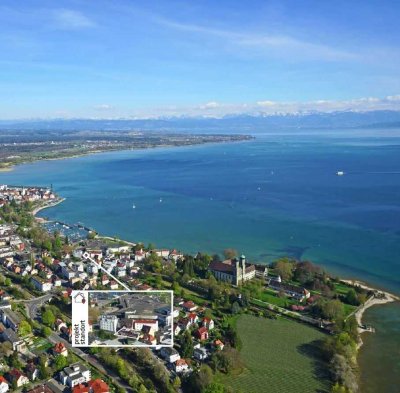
[1,130,399,390]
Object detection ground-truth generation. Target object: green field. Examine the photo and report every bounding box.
[220,315,330,393]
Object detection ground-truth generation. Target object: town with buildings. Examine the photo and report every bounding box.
[88,292,173,346]
[0,185,380,393]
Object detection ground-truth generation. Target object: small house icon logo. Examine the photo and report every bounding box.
[74,292,86,304]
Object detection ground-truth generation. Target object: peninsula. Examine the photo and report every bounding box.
[0,129,253,170]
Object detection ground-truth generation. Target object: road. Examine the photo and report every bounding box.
[47,331,134,393]
[20,293,53,319]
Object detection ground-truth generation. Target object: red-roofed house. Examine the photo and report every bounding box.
[174,359,189,373]
[88,379,110,393]
[195,327,209,341]
[178,318,191,331]
[53,342,68,357]
[0,376,9,393]
[214,339,224,350]
[109,280,118,290]
[134,250,146,262]
[7,369,29,387]
[136,283,152,291]
[202,317,214,330]
[187,313,198,325]
[182,301,197,312]
[169,249,183,261]
[72,384,89,393]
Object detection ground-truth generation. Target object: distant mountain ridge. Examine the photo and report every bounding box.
[1,110,400,133]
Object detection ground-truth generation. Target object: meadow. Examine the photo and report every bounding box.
[220,315,330,393]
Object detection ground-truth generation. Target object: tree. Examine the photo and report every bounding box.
[18,320,32,337]
[180,331,194,358]
[39,363,50,379]
[343,316,359,342]
[41,309,56,327]
[41,326,52,338]
[4,277,11,286]
[274,259,294,281]
[204,382,225,393]
[225,325,242,349]
[87,231,96,240]
[345,289,359,306]
[211,347,242,374]
[323,299,344,321]
[223,248,237,260]
[331,383,348,393]
[330,354,358,393]
[188,365,213,393]
[231,301,241,314]
[8,352,22,369]
[54,354,68,370]
[0,341,12,357]
[42,239,53,251]
[173,376,181,389]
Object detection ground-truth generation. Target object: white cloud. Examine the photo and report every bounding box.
[198,101,220,110]
[256,101,276,107]
[385,95,400,101]
[121,95,400,119]
[93,104,114,111]
[52,9,95,30]
[154,17,355,62]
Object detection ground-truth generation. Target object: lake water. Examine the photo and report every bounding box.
[1,129,399,390]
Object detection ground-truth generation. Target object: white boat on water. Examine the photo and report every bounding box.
[336,171,345,176]
[132,203,136,209]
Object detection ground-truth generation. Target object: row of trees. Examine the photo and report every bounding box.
[323,317,360,393]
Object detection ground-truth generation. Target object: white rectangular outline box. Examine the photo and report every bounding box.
[72,290,174,348]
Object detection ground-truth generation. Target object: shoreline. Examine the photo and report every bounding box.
[32,197,66,220]
[341,279,399,349]
[0,136,253,173]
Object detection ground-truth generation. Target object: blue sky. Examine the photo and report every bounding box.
[1,0,400,119]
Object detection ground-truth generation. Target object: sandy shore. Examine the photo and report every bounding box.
[32,197,66,219]
[0,166,14,172]
[341,279,399,347]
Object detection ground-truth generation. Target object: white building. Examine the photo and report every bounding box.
[160,347,180,363]
[194,347,209,361]
[59,362,91,387]
[31,276,53,292]
[87,263,99,275]
[99,315,118,333]
[131,318,158,335]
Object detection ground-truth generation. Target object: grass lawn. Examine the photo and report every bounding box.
[219,314,330,393]
[256,289,298,307]
[343,303,357,317]
[333,282,352,296]
[29,337,53,352]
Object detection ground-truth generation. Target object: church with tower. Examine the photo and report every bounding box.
[208,254,256,286]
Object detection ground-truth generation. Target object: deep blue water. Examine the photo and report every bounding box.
[1,129,400,390]
[1,131,400,293]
